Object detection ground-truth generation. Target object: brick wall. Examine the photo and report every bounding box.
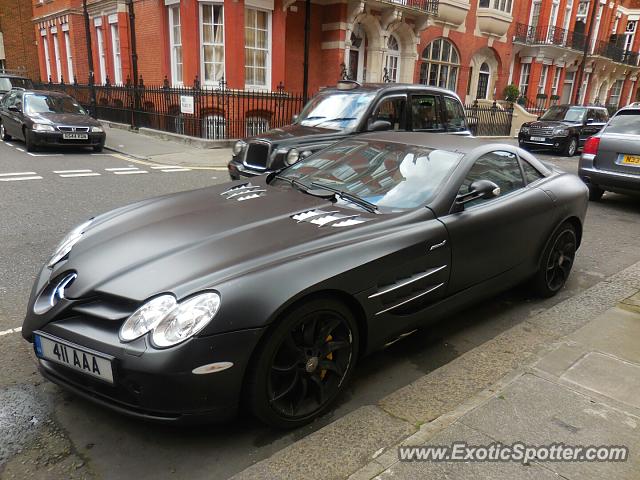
[0,0,39,78]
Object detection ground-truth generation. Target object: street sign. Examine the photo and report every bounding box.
[180,96,194,115]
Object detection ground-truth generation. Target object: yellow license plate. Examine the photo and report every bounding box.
[622,155,640,165]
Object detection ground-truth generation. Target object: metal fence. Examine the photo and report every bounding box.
[465,101,514,137]
[35,82,306,140]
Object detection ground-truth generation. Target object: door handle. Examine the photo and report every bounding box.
[430,239,447,251]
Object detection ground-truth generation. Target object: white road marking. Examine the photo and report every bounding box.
[0,327,22,337]
[104,167,140,171]
[151,165,181,169]
[0,176,43,182]
[113,170,148,175]
[0,171,37,177]
[27,152,63,157]
[53,169,93,174]
[58,172,101,178]
[16,147,25,152]
[160,168,191,172]
[4,142,14,147]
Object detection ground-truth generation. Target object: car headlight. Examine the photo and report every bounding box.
[152,292,221,348]
[47,219,94,269]
[33,123,55,132]
[233,140,246,156]
[285,148,300,166]
[119,294,177,342]
[553,127,569,135]
[91,126,104,133]
[520,126,530,134]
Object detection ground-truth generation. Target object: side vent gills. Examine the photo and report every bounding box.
[291,209,368,228]
[220,183,266,202]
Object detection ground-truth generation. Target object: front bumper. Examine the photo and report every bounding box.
[29,318,265,424]
[31,131,106,147]
[518,133,571,150]
[228,158,272,180]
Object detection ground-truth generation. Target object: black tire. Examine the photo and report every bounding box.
[563,137,578,157]
[245,297,359,428]
[0,121,11,141]
[532,222,577,298]
[93,144,104,153]
[588,185,604,201]
[24,129,36,152]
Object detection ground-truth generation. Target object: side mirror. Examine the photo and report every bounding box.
[368,119,392,132]
[291,114,299,123]
[456,179,501,206]
[8,105,20,113]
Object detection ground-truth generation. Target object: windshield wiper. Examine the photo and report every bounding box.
[310,181,378,214]
[311,117,357,128]
[273,174,310,192]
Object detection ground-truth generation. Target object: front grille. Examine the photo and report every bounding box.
[244,142,270,169]
[529,126,554,136]
[57,126,91,132]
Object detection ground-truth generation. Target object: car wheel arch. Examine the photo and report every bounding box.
[537,216,582,269]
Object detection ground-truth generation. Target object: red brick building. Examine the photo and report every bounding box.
[30,0,640,109]
[0,0,39,78]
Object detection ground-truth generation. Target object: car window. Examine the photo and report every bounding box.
[596,109,608,123]
[587,109,599,122]
[25,95,86,115]
[443,96,467,132]
[3,91,16,108]
[458,151,525,207]
[411,95,444,132]
[520,159,544,184]
[605,110,640,134]
[371,96,406,131]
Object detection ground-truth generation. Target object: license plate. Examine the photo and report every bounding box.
[62,133,88,140]
[530,136,546,142]
[34,332,114,383]
[621,154,640,166]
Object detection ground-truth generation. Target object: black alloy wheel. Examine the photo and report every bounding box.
[0,122,10,141]
[246,298,358,428]
[532,223,577,297]
[564,137,577,157]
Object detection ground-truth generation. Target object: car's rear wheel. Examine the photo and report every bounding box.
[563,137,578,157]
[0,122,11,141]
[532,223,577,298]
[588,184,604,201]
[246,298,358,428]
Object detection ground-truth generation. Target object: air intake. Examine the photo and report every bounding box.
[220,183,266,202]
[291,209,368,228]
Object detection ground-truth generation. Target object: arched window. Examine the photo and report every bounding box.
[419,38,460,91]
[202,113,226,139]
[476,62,490,99]
[385,35,400,83]
[246,115,270,136]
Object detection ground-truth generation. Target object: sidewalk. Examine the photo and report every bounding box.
[233,262,640,480]
[101,123,232,169]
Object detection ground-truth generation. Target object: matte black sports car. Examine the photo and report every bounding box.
[519,105,608,156]
[22,133,588,428]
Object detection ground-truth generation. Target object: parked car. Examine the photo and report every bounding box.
[579,104,640,200]
[518,105,609,156]
[0,89,105,152]
[228,81,471,180]
[0,73,33,95]
[23,132,587,428]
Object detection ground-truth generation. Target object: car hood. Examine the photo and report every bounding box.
[56,179,378,302]
[523,120,579,128]
[251,123,346,144]
[28,112,100,127]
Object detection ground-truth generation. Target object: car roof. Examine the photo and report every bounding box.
[552,104,607,110]
[614,104,640,114]
[356,131,492,154]
[18,89,70,97]
[320,83,460,97]
[0,74,31,80]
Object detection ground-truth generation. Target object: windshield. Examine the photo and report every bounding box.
[0,77,33,92]
[605,110,640,135]
[278,140,464,210]
[297,92,375,131]
[25,95,86,115]
[540,106,585,123]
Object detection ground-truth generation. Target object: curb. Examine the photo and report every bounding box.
[103,144,150,161]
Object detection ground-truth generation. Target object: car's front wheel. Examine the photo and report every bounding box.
[532,222,577,298]
[24,129,36,152]
[246,297,358,428]
[587,184,604,201]
[563,137,578,157]
[0,122,11,141]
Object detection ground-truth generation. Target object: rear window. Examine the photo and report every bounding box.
[0,77,33,91]
[605,110,640,135]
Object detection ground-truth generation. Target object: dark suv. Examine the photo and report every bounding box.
[518,105,608,156]
[0,74,34,95]
[228,82,470,180]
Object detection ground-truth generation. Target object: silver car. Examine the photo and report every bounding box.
[579,105,640,200]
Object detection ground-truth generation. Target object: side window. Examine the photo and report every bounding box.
[443,96,467,132]
[458,151,525,206]
[520,159,544,184]
[371,96,406,131]
[13,93,23,111]
[3,92,16,108]
[596,109,608,123]
[587,109,598,122]
[410,94,444,132]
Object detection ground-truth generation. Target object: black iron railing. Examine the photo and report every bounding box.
[513,23,587,51]
[382,0,438,15]
[35,81,305,140]
[518,95,548,116]
[592,40,639,66]
[465,101,514,137]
